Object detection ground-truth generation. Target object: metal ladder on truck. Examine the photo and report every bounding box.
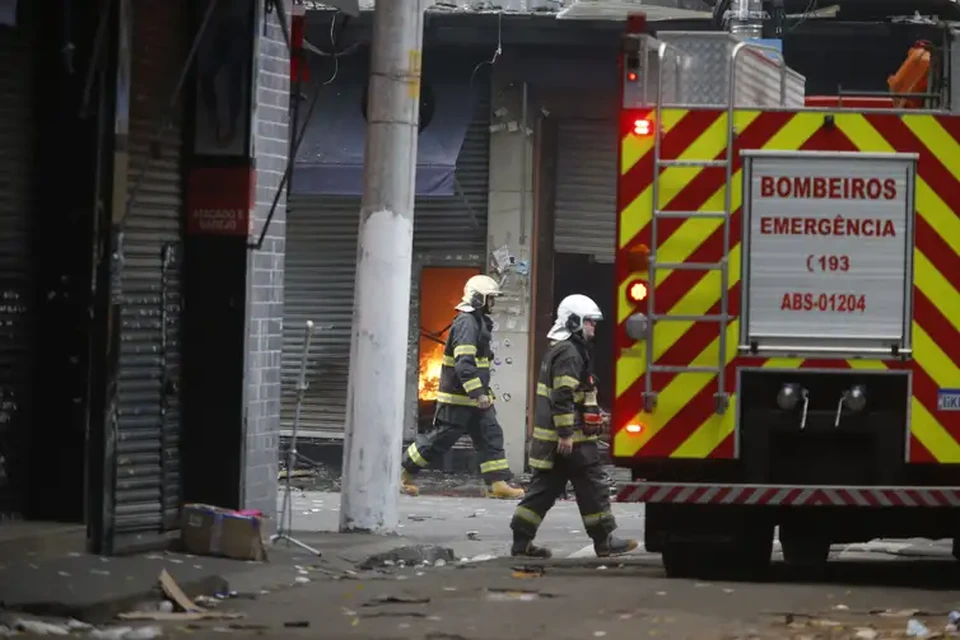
[641,40,789,416]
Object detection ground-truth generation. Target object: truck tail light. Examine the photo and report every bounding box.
[633,118,653,136]
[625,423,644,434]
[624,243,650,272]
[627,280,649,303]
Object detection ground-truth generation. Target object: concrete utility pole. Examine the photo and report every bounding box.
[340,0,427,534]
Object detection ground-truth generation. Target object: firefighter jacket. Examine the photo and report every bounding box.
[436,311,494,407]
[529,336,603,471]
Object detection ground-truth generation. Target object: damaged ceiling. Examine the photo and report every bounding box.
[299,0,960,22]
[300,0,713,21]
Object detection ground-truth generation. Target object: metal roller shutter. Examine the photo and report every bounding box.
[282,195,359,439]
[0,23,35,518]
[114,0,187,536]
[281,85,490,438]
[554,118,618,263]
[413,89,490,254]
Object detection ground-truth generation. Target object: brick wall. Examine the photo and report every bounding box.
[243,1,291,520]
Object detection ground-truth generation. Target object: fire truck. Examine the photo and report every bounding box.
[611,14,960,577]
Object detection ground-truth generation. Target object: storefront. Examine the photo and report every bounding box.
[106,0,191,549]
[282,43,491,442]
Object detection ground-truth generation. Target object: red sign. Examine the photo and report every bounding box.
[186,167,255,236]
[290,13,309,83]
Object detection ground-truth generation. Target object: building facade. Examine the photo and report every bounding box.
[0,0,292,555]
[283,2,955,478]
[282,6,631,474]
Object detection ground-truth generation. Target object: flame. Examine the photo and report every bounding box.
[418,343,445,401]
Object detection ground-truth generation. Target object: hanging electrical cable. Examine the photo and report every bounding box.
[78,0,115,119]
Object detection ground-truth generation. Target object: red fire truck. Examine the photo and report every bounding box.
[611,16,960,577]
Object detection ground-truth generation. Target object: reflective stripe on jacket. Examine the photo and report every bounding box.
[528,337,602,470]
[436,311,494,407]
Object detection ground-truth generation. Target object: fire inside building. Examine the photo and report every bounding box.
[417,267,481,428]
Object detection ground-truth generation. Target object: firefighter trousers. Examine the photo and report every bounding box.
[510,445,616,542]
[402,404,512,484]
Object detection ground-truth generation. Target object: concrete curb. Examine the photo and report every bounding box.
[4,574,229,624]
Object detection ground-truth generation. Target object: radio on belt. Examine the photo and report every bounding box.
[739,149,918,360]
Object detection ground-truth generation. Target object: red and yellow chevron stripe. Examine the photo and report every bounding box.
[613,108,960,464]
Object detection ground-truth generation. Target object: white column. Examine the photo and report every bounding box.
[340,0,426,534]
[486,61,535,476]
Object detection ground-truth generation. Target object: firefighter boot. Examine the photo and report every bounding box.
[511,537,553,559]
[594,534,639,558]
[400,469,420,497]
[487,481,525,500]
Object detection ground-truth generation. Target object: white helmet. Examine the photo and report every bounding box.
[547,294,603,341]
[455,274,501,312]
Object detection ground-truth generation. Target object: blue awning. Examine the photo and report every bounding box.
[291,48,482,198]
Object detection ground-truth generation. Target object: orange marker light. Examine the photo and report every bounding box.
[633,118,652,136]
[627,71,638,82]
[625,423,643,434]
[627,280,648,303]
[624,243,650,272]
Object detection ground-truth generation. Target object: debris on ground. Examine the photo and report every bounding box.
[90,626,163,640]
[116,570,244,623]
[358,545,457,570]
[117,611,244,622]
[906,619,931,637]
[457,553,496,565]
[484,589,551,602]
[278,468,318,481]
[511,565,545,579]
[364,595,431,606]
[0,614,160,639]
[179,504,267,562]
[282,620,311,628]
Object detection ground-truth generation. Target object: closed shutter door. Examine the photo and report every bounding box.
[554,119,618,263]
[282,196,359,439]
[0,23,35,518]
[114,0,187,537]
[281,86,491,438]
[413,89,490,254]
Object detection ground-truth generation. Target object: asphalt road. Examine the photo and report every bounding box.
[169,541,960,640]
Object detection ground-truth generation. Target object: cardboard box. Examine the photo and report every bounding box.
[181,504,267,561]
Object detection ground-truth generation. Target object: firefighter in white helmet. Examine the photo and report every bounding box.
[509,294,638,558]
[401,274,525,500]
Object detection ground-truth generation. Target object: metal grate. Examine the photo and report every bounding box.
[554,118,618,263]
[114,0,187,535]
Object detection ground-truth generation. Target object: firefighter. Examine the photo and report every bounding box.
[510,294,638,558]
[401,274,525,500]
